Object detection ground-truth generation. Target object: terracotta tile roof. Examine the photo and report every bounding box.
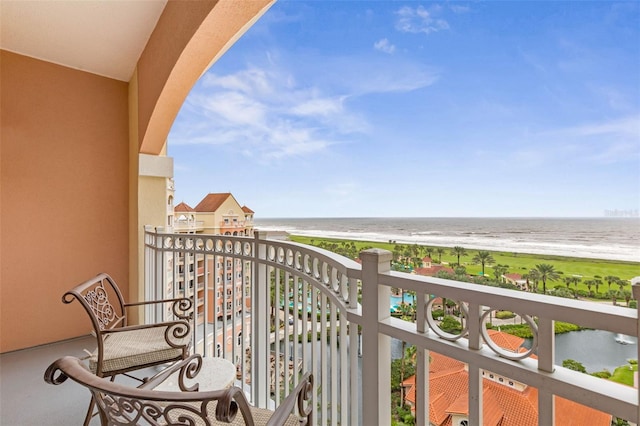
[431,391,453,425]
[194,193,233,212]
[415,265,454,277]
[486,329,527,353]
[482,388,506,425]
[174,201,194,212]
[446,392,468,414]
[484,377,538,426]
[446,389,504,425]
[241,205,254,213]
[403,331,612,426]
[555,397,612,425]
[429,351,465,373]
[423,256,432,262]
[504,273,522,280]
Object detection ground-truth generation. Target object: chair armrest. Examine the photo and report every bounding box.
[124,297,193,321]
[141,354,203,392]
[266,373,313,426]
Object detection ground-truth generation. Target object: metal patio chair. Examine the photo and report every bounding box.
[45,354,314,426]
[62,272,194,425]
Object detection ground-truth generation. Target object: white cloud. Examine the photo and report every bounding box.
[449,5,470,14]
[290,97,344,116]
[520,115,640,165]
[395,5,450,34]
[169,63,367,162]
[374,38,396,54]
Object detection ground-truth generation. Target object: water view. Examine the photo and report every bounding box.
[254,217,640,262]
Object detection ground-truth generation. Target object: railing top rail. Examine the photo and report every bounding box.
[260,237,362,279]
[381,270,638,335]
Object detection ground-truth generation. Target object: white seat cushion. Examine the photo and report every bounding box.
[90,326,189,374]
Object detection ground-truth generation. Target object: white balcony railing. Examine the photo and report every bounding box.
[144,226,640,425]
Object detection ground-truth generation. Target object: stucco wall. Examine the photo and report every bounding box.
[0,51,130,352]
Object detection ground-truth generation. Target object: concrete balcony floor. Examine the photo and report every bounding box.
[0,336,156,426]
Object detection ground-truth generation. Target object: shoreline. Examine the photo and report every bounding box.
[288,234,640,282]
[285,232,639,264]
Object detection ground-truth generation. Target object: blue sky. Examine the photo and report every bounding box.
[168,1,640,218]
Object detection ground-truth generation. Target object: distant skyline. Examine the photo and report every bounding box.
[168,1,640,218]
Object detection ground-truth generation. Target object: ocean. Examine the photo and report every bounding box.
[252,217,640,262]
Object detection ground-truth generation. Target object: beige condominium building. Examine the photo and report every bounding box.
[164,191,254,357]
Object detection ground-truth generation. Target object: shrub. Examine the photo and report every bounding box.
[495,310,516,319]
[562,359,586,373]
[576,289,590,298]
[591,370,612,379]
[440,315,462,334]
[629,300,637,309]
[431,309,444,319]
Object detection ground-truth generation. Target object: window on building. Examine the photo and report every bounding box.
[460,421,469,426]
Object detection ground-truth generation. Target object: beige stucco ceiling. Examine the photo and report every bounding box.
[0,0,168,81]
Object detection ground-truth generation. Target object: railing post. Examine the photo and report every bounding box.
[252,231,269,407]
[633,282,640,425]
[360,248,392,426]
[415,289,429,426]
[468,303,483,426]
[537,316,555,425]
[143,225,156,323]
[150,226,167,323]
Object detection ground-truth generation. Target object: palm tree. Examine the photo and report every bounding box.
[584,279,595,297]
[563,276,580,297]
[604,275,620,292]
[435,247,445,263]
[616,278,629,292]
[535,263,561,294]
[493,264,508,283]
[594,279,602,295]
[472,251,495,276]
[425,247,433,259]
[450,246,468,266]
[527,269,541,293]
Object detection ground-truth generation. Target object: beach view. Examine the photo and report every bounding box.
[2,1,639,426]
[165,1,638,425]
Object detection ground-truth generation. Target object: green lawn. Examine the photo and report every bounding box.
[610,361,638,386]
[289,235,640,296]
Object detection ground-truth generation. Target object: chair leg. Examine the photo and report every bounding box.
[83,396,95,426]
[83,375,115,425]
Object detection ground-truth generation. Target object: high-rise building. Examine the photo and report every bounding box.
[164,191,254,357]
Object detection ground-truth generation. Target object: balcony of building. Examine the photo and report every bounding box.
[2,2,638,425]
[3,229,638,425]
[173,219,205,233]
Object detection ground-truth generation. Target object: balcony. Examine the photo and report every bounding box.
[173,220,205,233]
[2,229,638,425]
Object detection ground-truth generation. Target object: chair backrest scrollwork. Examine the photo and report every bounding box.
[44,355,314,426]
[63,273,127,333]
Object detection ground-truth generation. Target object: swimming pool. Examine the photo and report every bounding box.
[390,293,414,312]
